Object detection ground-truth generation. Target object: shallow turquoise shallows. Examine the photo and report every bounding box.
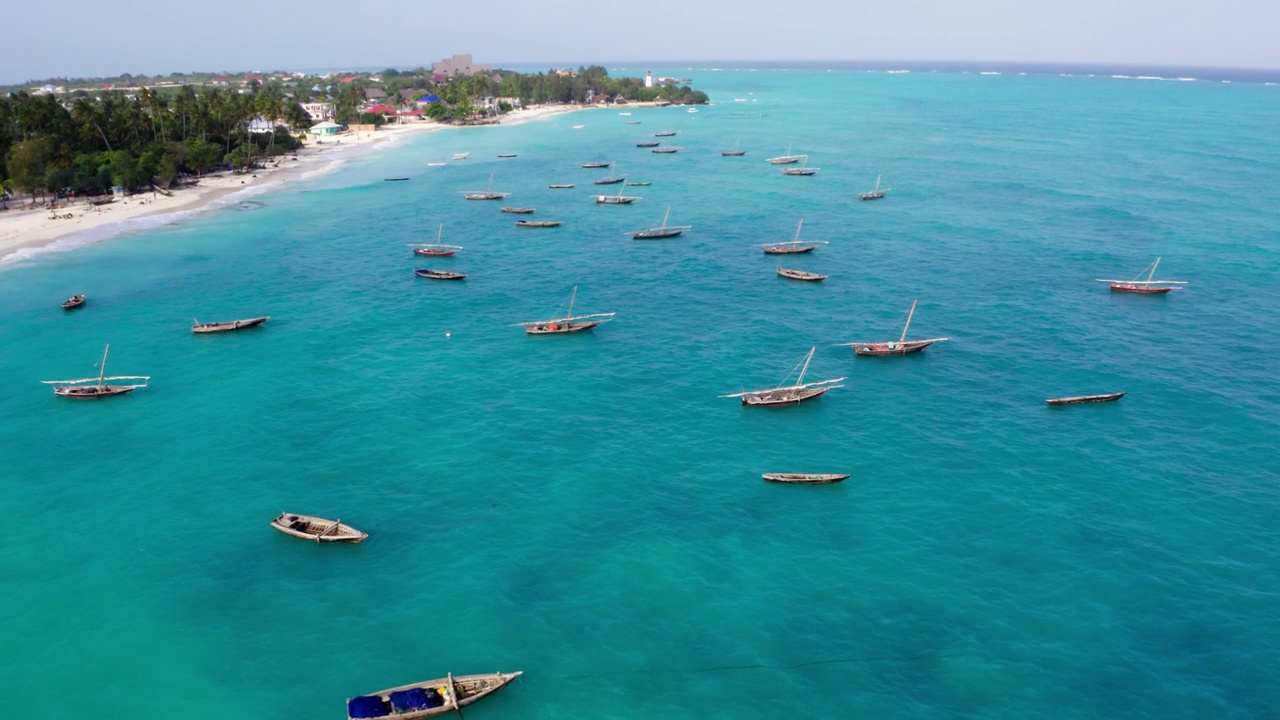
[3,66,1280,719]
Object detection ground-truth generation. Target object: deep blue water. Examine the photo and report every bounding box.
[2,68,1279,718]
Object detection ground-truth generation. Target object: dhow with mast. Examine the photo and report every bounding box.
[517,286,616,334]
[838,299,949,356]
[719,347,845,407]
[42,344,150,398]
[1096,257,1187,294]
[763,219,828,254]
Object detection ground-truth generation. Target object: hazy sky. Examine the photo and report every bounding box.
[5,0,1277,83]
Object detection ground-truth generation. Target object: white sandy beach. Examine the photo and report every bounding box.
[0,104,580,264]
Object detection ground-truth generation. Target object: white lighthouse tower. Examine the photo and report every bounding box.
[645,71,653,88]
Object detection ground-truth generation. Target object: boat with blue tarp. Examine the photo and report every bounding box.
[348,671,522,719]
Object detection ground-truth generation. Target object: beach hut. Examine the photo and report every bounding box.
[308,121,342,137]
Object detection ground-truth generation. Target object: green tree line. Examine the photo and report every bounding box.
[1,86,311,204]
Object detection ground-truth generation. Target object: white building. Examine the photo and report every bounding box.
[644,71,652,89]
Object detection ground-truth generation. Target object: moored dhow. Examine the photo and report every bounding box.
[719,347,845,407]
[1097,256,1186,294]
[762,473,850,484]
[595,185,640,204]
[347,671,522,719]
[410,223,463,256]
[42,344,149,398]
[581,160,611,169]
[517,285,615,334]
[632,207,689,239]
[767,142,806,165]
[859,174,889,200]
[593,162,626,185]
[654,130,678,137]
[781,157,818,176]
[62,294,86,310]
[271,513,368,543]
[763,219,827,254]
[192,316,270,333]
[463,173,510,200]
[1046,392,1126,406]
[838,299,949,356]
[721,139,746,156]
[415,268,467,280]
[501,207,536,214]
[516,220,563,228]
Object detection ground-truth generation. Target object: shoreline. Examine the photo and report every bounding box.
[0,104,582,265]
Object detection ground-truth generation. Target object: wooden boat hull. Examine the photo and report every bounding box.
[549,184,575,189]
[633,230,683,240]
[596,197,638,204]
[741,386,831,406]
[501,207,535,214]
[763,473,850,484]
[768,158,801,165]
[594,177,625,185]
[413,249,456,257]
[1110,284,1174,294]
[859,191,886,200]
[581,162,610,168]
[348,671,522,720]
[53,385,137,398]
[516,221,563,228]
[192,316,270,333]
[721,151,746,156]
[62,295,86,310]
[271,513,367,543]
[764,246,815,254]
[636,142,659,147]
[654,132,677,137]
[852,340,934,356]
[782,169,818,176]
[415,270,467,280]
[464,194,505,201]
[652,148,679,154]
[776,268,827,282]
[384,177,410,182]
[1046,392,1126,406]
[525,321,600,334]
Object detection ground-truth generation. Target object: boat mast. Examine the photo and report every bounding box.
[1148,256,1161,284]
[874,174,881,191]
[794,218,803,242]
[797,347,814,385]
[97,344,110,389]
[436,223,443,244]
[660,206,671,229]
[566,285,577,322]
[900,300,917,343]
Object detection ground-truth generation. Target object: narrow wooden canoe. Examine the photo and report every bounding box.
[549,184,575,189]
[1046,392,1126,406]
[516,220,563,228]
[763,473,850,484]
[62,294,86,310]
[501,207,536,214]
[415,269,467,280]
[348,671,522,719]
[776,267,827,282]
[271,513,367,543]
[192,316,269,333]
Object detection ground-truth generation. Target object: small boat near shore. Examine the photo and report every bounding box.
[501,207,536,214]
[782,158,818,176]
[516,220,563,228]
[1097,257,1186,294]
[767,143,806,165]
[498,154,517,158]
[62,294,86,310]
[625,120,641,125]
[627,181,651,186]
[549,183,575,189]
[411,224,463,257]
[763,219,827,255]
[463,173,510,201]
[581,160,611,169]
[636,141,660,148]
[720,347,845,407]
[776,267,827,282]
[1046,392,1126,406]
[654,130,678,137]
[192,316,269,333]
[652,147,681,154]
[593,162,626,185]
[763,473,850,484]
[271,513,367,543]
[859,174,889,200]
[452,152,471,160]
[838,299,949,356]
[632,207,689,240]
[42,344,149,398]
[596,185,640,204]
[721,140,746,157]
[415,268,467,280]
[347,671,523,720]
[517,285,614,334]
[384,177,410,182]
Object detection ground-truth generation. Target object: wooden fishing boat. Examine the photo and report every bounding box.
[1046,392,1126,406]
[463,173,510,200]
[410,224,462,257]
[516,220,563,228]
[632,207,689,240]
[636,141,660,148]
[581,161,611,169]
[767,143,806,165]
[1097,257,1186,294]
[498,154,517,158]
[549,184,575,189]
[719,347,845,407]
[415,269,467,280]
[654,130,678,137]
[595,185,640,204]
[452,152,471,160]
[776,267,827,282]
[347,671,522,719]
[625,120,641,125]
[721,139,746,157]
[838,299,949,356]
[62,294,86,310]
[626,181,651,186]
[192,316,269,333]
[42,344,149,398]
[517,285,615,334]
[593,162,626,185]
[271,512,367,543]
[763,219,827,255]
[501,207,536,214]
[782,158,818,176]
[384,177,410,182]
[762,473,850,484]
[859,174,889,200]
[652,147,681,154]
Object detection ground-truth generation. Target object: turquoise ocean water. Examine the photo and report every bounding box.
[3,67,1279,718]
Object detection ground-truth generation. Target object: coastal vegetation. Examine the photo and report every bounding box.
[1,87,309,202]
